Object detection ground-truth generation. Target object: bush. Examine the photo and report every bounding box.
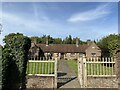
[2,33,31,90]
[0,45,2,90]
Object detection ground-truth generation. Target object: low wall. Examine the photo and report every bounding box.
[87,76,118,88]
[116,51,120,90]
[26,76,54,89]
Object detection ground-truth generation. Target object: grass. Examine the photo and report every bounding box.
[65,60,78,76]
[26,62,54,75]
[87,63,114,75]
[26,60,115,75]
[66,60,115,75]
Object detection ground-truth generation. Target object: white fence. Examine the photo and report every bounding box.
[26,57,57,88]
[78,56,116,88]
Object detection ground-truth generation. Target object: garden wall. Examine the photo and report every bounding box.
[87,76,118,88]
[116,50,120,90]
[26,76,54,89]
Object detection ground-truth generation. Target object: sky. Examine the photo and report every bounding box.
[0,2,118,45]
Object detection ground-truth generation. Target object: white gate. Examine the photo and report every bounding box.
[27,57,58,88]
[78,56,116,88]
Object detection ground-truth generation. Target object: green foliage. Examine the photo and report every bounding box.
[97,34,120,57]
[2,33,31,90]
[53,38,62,44]
[63,35,72,44]
[30,35,86,44]
[0,46,2,90]
[2,48,20,89]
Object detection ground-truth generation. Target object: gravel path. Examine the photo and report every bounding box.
[57,59,80,88]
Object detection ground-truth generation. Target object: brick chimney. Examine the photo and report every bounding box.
[31,38,37,47]
[76,37,79,47]
[87,39,92,45]
[46,37,48,46]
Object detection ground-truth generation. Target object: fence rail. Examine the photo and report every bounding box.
[86,57,116,76]
[27,58,57,76]
[26,57,57,88]
[78,56,116,88]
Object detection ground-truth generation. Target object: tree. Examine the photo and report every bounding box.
[53,38,62,44]
[30,35,87,44]
[63,35,72,44]
[2,33,31,89]
[0,45,2,90]
[97,34,120,57]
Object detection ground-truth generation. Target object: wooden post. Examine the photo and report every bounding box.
[78,57,83,87]
[115,50,120,90]
[83,55,87,87]
[54,58,57,88]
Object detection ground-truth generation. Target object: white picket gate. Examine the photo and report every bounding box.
[27,57,58,88]
[78,56,116,88]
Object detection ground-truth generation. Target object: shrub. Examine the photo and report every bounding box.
[2,33,31,90]
[0,45,2,90]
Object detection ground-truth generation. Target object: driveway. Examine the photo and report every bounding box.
[57,59,80,88]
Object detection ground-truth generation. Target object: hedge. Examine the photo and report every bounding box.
[2,33,31,90]
[0,45,2,90]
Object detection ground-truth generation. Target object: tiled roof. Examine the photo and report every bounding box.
[36,44,89,53]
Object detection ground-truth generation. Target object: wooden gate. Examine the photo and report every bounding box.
[26,57,58,88]
[78,56,116,88]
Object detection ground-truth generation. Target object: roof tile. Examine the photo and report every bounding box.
[36,44,89,53]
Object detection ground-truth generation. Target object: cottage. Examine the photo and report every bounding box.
[28,40,101,60]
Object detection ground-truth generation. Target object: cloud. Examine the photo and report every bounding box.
[0,2,117,46]
[67,3,111,23]
[1,12,72,44]
[2,12,54,31]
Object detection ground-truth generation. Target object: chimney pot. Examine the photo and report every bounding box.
[76,37,79,47]
[46,38,49,46]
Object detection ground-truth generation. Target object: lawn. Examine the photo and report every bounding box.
[66,60,115,75]
[26,62,54,75]
[65,60,78,76]
[26,60,115,75]
[87,63,114,75]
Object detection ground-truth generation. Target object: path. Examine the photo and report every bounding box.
[57,59,81,88]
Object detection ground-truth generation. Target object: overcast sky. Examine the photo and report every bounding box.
[0,2,118,45]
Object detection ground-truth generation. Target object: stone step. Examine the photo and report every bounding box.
[57,76,76,83]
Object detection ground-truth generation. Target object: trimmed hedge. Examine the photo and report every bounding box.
[2,33,31,90]
[0,45,2,90]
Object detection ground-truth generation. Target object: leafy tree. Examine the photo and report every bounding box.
[63,35,72,44]
[30,35,87,44]
[47,35,54,44]
[97,34,120,57]
[2,33,31,90]
[0,45,2,90]
[53,38,62,44]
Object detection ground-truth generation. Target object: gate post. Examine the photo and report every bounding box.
[54,58,57,88]
[78,55,87,88]
[116,50,120,90]
[83,55,87,88]
[78,57,83,87]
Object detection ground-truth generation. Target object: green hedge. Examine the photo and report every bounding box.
[0,46,2,90]
[2,33,31,90]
